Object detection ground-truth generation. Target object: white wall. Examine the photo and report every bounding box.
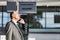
[1,0,60,6]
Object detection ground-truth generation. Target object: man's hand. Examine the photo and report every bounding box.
[18,18,25,24]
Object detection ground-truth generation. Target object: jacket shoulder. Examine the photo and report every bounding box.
[5,21,11,32]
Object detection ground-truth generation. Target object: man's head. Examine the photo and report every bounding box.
[10,11,20,21]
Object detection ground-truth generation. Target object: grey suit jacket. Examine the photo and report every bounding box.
[5,21,24,40]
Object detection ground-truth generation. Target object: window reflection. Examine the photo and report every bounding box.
[0,12,2,27]
[45,12,60,28]
[3,12,10,27]
[2,12,60,29]
[28,13,43,29]
[24,12,60,29]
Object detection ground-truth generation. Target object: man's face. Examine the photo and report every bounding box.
[12,11,20,21]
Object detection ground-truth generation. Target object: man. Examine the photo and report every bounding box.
[5,11,25,40]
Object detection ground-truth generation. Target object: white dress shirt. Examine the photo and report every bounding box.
[12,20,18,25]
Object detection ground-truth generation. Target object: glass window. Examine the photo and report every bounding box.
[3,12,10,27]
[54,15,60,23]
[27,12,45,29]
[44,12,60,28]
[7,2,17,12]
[0,12,2,27]
[27,12,60,29]
[20,12,45,29]
[21,12,60,29]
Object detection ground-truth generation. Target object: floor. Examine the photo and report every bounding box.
[0,33,60,40]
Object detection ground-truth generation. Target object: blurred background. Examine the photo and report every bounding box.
[0,0,60,40]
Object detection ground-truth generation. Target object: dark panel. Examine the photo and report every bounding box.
[19,2,36,13]
[7,2,17,12]
[54,15,60,23]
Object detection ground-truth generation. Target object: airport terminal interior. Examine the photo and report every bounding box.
[0,0,60,40]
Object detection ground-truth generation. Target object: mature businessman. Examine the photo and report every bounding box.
[5,11,26,40]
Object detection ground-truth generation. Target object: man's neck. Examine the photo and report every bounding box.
[12,18,18,22]
[12,18,18,25]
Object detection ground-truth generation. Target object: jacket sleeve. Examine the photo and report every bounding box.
[5,22,12,40]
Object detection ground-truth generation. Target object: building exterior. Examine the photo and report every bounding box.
[0,0,60,40]
[0,0,60,33]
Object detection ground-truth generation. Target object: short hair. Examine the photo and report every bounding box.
[10,12,14,19]
[10,11,18,19]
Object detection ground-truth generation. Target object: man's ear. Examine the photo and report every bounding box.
[12,13,15,18]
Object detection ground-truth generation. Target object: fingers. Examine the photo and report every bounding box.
[19,18,25,24]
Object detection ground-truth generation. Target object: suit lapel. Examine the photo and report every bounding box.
[10,21,22,33]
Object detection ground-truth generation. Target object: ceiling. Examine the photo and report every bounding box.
[0,0,60,2]
[0,0,60,6]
